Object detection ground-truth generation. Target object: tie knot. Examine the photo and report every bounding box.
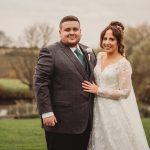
[74,48,81,55]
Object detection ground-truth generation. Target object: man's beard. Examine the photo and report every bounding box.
[66,41,80,47]
[62,38,81,47]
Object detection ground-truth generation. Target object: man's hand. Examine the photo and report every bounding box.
[43,115,58,126]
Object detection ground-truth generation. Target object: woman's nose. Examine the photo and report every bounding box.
[104,40,110,44]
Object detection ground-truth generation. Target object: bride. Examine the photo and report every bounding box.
[82,24,150,150]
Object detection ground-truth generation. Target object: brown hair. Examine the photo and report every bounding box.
[59,15,80,29]
[100,25,124,55]
[109,21,124,31]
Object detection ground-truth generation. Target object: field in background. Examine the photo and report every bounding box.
[0,118,149,150]
[0,119,46,150]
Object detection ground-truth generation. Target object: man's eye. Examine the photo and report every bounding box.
[73,28,78,31]
[65,29,70,32]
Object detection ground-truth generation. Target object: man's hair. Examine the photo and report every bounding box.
[59,15,80,28]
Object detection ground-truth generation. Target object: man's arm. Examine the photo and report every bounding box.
[33,47,54,114]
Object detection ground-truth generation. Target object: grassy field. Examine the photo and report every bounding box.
[0,119,46,150]
[143,118,150,145]
[0,118,150,150]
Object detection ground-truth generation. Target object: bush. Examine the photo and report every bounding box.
[0,78,33,104]
[138,102,150,118]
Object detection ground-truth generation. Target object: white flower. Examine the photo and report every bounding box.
[86,47,93,61]
[86,47,93,53]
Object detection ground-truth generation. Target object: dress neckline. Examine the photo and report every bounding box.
[100,55,125,72]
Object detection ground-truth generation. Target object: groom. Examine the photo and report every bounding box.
[33,15,96,150]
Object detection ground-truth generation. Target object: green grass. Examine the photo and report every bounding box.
[143,118,150,146]
[0,119,46,150]
[0,118,149,150]
[0,78,29,92]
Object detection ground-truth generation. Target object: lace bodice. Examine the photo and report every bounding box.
[88,52,150,150]
[95,52,132,100]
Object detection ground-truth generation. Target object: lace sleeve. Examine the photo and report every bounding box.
[97,59,132,100]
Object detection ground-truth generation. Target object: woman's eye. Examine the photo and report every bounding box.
[110,38,114,41]
[103,37,107,40]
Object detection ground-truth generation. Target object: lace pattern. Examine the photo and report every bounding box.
[88,52,150,150]
[96,53,132,100]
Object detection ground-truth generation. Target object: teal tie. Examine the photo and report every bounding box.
[74,48,86,67]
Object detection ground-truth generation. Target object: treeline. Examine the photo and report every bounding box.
[0,23,150,105]
[124,24,150,103]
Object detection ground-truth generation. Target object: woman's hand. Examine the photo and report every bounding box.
[82,81,99,94]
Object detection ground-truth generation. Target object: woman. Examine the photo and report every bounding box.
[82,24,150,150]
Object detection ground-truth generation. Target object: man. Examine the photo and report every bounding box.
[33,15,96,150]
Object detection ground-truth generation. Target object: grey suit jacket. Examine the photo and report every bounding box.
[33,41,96,134]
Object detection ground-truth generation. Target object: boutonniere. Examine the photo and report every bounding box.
[86,47,93,61]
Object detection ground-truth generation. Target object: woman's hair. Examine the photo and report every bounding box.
[109,21,124,31]
[100,25,125,56]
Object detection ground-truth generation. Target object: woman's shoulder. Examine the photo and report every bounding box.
[118,57,132,73]
[97,51,106,59]
[119,57,131,65]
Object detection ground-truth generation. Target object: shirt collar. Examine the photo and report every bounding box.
[70,45,80,53]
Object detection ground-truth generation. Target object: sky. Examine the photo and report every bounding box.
[0,0,150,48]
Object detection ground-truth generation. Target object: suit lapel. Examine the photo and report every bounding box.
[60,42,88,80]
[79,44,94,80]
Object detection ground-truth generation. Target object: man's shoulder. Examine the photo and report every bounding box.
[79,43,88,49]
[46,42,61,50]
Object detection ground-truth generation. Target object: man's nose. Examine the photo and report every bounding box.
[69,30,75,34]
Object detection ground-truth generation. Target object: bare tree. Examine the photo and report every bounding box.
[7,48,37,90]
[0,31,12,48]
[18,23,54,48]
[8,23,54,91]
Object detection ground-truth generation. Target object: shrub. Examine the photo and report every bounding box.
[0,79,34,104]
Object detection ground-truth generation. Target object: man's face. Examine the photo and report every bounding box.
[59,21,81,47]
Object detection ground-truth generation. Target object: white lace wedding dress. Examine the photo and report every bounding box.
[88,52,150,150]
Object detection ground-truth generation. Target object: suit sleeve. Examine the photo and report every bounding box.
[33,47,54,114]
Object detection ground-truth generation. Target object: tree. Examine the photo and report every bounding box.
[8,23,54,91]
[7,48,38,90]
[18,23,54,48]
[0,31,12,48]
[124,24,150,102]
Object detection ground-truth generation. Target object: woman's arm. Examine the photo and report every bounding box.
[82,60,132,100]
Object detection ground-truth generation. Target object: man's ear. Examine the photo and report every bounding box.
[59,30,61,38]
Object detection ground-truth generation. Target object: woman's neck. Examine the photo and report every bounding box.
[106,51,122,60]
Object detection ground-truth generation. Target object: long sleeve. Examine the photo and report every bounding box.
[97,60,132,100]
[33,47,54,114]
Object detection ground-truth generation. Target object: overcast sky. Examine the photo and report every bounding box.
[0,0,150,47]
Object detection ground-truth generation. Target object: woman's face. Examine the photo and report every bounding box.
[102,29,118,54]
